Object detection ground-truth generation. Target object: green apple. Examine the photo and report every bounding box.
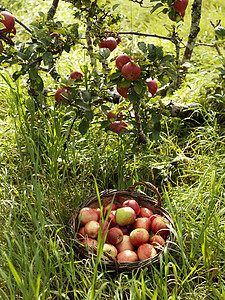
[115,207,136,226]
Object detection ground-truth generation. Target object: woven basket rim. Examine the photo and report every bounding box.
[68,181,175,271]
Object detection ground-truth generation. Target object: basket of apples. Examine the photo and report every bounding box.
[69,182,175,271]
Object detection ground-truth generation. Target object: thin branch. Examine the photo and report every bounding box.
[119,31,173,42]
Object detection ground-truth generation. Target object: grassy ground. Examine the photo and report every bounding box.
[0,0,225,299]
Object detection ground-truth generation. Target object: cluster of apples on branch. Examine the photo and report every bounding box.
[170,0,189,22]
[76,199,171,263]
[0,11,17,52]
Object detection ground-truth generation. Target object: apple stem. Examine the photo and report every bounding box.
[133,101,147,144]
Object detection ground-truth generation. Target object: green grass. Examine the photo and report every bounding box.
[1,0,225,299]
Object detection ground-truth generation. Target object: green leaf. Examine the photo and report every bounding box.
[134,81,143,95]
[138,42,147,53]
[128,87,140,103]
[215,26,225,39]
[30,75,44,92]
[42,52,53,65]
[155,46,164,60]
[79,119,89,135]
[151,2,164,14]
[101,105,111,115]
[147,44,157,61]
[99,48,111,59]
[28,68,39,80]
[75,99,90,110]
[85,110,94,121]
[108,69,122,81]
[82,90,92,102]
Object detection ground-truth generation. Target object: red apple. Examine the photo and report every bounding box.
[78,207,99,225]
[55,87,71,103]
[115,54,131,70]
[107,227,123,245]
[98,219,111,241]
[116,235,134,252]
[110,120,128,135]
[115,207,136,226]
[107,210,117,227]
[103,203,118,215]
[100,37,117,51]
[84,220,100,239]
[116,86,130,98]
[50,32,60,38]
[0,12,15,33]
[77,226,86,240]
[122,199,140,217]
[173,0,189,13]
[149,234,166,250]
[107,111,117,122]
[94,208,101,221]
[117,250,138,262]
[82,238,98,253]
[151,216,170,237]
[137,243,157,261]
[121,62,141,81]
[116,225,133,235]
[146,79,158,96]
[102,243,118,258]
[130,228,150,247]
[0,42,3,53]
[138,207,154,218]
[133,217,151,231]
[70,71,83,80]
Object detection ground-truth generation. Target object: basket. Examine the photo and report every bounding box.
[68,181,175,271]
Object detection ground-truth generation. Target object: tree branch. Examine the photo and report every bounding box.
[181,0,203,65]
[47,0,60,20]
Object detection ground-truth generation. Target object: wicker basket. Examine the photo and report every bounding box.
[69,182,175,271]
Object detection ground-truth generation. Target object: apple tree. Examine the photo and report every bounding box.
[0,0,205,146]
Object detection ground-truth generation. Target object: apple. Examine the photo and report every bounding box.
[115,207,136,226]
[110,120,128,135]
[103,203,118,215]
[70,71,83,80]
[116,235,134,252]
[0,42,2,53]
[100,37,117,51]
[146,79,158,96]
[130,228,149,247]
[133,217,151,232]
[84,220,100,239]
[173,0,189,13]
[50,32,60,38]
[107,227,123,245]
[138,207,154,218]
[102,243,118,258]
[78,207,99,225]
[122,199,140,217]
[116,86,130,98]
[82,238,98,253]
[55,87,71,104]
[115,54,131,70]
[0,11,15,33]
[107,210,117,227]
[115,225,133,235]
[99,219,111,241]
[107,111,117,122]
[117,250,138,262]
[151,216,170,237]
[149,234,166,250]
[121,62,141,81]
[137,243,157,261]
[94,208,101,221]
[77,226,86,240]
